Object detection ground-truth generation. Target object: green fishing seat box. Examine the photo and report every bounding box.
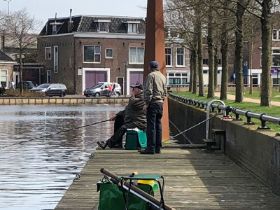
[125,129,147,150]
[97,181,153,210]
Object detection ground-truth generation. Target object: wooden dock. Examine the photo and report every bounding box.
[55,148,280,210]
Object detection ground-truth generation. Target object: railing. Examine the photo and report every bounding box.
[169,93,280,130]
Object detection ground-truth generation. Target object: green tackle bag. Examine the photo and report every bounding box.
[97,179,153,210]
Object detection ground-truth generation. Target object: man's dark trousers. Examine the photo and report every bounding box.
[146,102,163,153]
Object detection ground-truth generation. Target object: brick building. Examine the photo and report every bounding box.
[0,50,16,88]
[37,15,190,95]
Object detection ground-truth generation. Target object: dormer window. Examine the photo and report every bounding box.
[126,21,140,34]
[50,21,63,34]
[96,19,111,33]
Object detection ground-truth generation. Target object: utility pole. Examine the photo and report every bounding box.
[144,0,170,141]
[3,0,12,15]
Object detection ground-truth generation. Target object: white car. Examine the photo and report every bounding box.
[84,82,121,97]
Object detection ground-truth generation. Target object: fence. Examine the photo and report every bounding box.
[169,93,280,131]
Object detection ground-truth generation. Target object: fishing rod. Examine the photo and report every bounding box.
[100,168,175,210]
[0,118,112,150]
[171,113,219,139]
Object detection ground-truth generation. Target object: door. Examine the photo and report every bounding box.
[117,77,124,95]
[85,71,107,89]
[130,71,143,85]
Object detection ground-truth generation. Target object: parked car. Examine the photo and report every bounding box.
[16,81,35,89]
[84,82,121,97]
[31,83,67,97]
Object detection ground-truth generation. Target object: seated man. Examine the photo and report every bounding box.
[97,83,146,149]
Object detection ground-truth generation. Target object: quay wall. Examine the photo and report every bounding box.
[169,97,280,195]
[0,97,129,105]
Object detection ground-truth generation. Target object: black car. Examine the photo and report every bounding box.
[31,83,67,97]
[16,81,35,89]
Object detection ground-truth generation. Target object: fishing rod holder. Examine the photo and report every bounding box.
[99,168,174,210]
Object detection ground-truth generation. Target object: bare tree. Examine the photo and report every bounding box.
[207,2,215,98]
[2,9,37,94]
[258,0,273,106]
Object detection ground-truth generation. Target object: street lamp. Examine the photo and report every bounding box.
[3,0,12,15]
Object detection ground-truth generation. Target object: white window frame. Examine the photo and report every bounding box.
[0,69,8,88]
[105,48,113,59]
[165,47,172,67]
[176,47,185,67]
[45,47,51,60]
[129,47,144,64]
[53,46,58,73]
[272,48,280,67]
[167,71,188,86]
[83,45,101,63]
[96,19,111,33]
[127,21,140,34]
[272,29,280,41]
[128,23,138,33]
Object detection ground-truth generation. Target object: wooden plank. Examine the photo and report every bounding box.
[55,148,280,210]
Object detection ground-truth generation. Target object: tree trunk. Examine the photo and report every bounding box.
[214,46,218,90]
[234,0,245,102]
[192,49,198,94]
[189,51,193,92]
[19,50,23,96]
[197,18,204,96]
[260,0,272,106]
[207,6,214,98]
[220,0,230,101]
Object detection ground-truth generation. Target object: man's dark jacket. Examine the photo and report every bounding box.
[122,91,146,131]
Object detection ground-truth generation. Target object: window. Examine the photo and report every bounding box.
[47,70,51,83]
[95,19,111,32]
[272,29,280,40]
[0,70,7,88]
[272,48,280,67]
[252,73,258,85]
[165,48,172,66]
[129,47,144,64]
[176,47,185,66]
[128,23,138,33]
[273,78,279,85]
[45,47,51,60]
[53,46,58,73]
[84,45,101,63]
[203,59,208,65]
[167,72,188,86]
[105,48,113,58]
[127,21,140,34]
[98,22,109,32]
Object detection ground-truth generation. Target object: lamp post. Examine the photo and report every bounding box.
[3,0,12,15]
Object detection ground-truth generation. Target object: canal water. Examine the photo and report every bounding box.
[0,104,123,210]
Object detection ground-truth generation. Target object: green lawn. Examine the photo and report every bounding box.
[227,87,280,102]
[173,91,280,133]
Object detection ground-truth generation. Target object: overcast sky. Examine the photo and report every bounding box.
[1,0,147,23]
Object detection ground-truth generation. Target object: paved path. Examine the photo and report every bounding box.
[215,93,280,106]
[55,148,280,210]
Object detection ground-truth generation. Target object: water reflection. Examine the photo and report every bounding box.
[0,104,123,210]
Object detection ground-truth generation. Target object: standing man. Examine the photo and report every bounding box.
[141,60,166,154]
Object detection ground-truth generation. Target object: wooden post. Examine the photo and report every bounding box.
[144,0,170,141]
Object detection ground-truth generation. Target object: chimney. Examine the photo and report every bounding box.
[68,9,73,33]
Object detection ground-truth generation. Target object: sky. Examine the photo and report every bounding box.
[1,0,148,24]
